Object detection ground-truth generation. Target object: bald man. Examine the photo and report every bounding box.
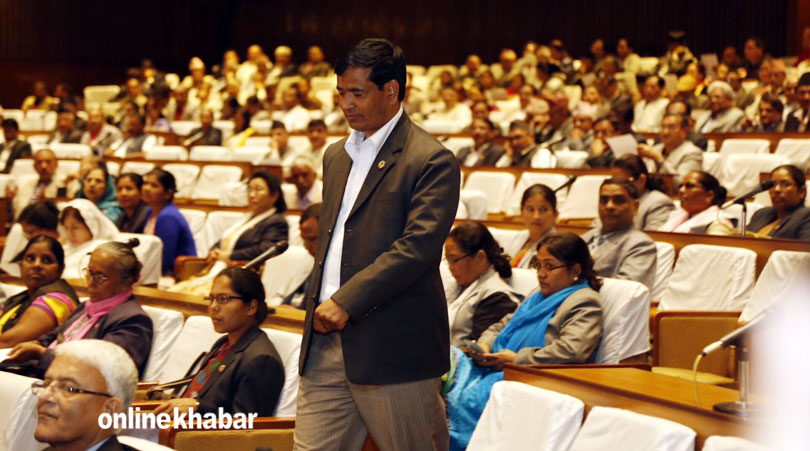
[9,148,60,218]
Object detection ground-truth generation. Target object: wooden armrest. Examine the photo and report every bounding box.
[174,257,208,281]
[526,363,651,371]
[130,401,164,411]
[138,381,160,389]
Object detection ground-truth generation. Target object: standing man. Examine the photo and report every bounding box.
[294,38,460,450]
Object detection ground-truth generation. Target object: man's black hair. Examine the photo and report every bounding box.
[336,38,407,101]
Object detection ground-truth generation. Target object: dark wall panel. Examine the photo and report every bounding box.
[0,0,789,107]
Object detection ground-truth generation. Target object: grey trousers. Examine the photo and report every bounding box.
[293,332,449,451]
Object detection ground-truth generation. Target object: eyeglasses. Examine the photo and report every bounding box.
[529,258,569,274]
[31,380,112,398]
[82,267,111,284]
[446,253,474,265]
[204,294,243,306]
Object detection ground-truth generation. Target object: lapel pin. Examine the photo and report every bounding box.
[378,160,385,169]
[218,365,226,373]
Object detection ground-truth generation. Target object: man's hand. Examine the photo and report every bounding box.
[6,341,46,362]
[590,138,607,156]
[313,299,350,333]
[637,143,663,163]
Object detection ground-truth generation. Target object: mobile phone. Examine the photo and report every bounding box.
[463,340,485,354]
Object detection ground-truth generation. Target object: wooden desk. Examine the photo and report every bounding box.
[503,365,750,448]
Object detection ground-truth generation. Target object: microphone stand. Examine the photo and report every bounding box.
[713,336,755,418]
[740,202,747,237]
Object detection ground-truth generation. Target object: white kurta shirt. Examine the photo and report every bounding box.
[319,107,404,303]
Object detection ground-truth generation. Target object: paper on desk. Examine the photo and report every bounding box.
[606,134,639,158]
[701,53,719,77]
[0,348,13,362]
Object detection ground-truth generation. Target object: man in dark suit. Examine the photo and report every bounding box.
[0,119,32,173]
[455,117,505,167]
[294,39,460,451]
[47,112,83,145]
[185,109,223,146]
[784,72,810,132]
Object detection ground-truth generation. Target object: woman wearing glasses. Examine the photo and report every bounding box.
[445,232,603,450]
[152,268,284,416]
[6,240,154,379]
[444,222,520,347]
[747,165,810,240]
[0,236,79,349]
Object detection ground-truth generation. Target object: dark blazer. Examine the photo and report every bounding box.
[1,139,32,173]
[185,327,284,416]
[48,129,83,144]
[455,142,505,167]
[784,110,809,132]
[211,211,289,261]
[299,113,461,385]
[37,296,154,378]
[188,127,223,146]
[115,202,149,234]
[748,206,810,241]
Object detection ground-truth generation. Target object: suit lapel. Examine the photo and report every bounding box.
[323,149,352,236]
[196,328,257,399]
[347,114,410,219]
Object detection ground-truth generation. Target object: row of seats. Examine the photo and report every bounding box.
[468,380,763,451]
[485,225,809,315]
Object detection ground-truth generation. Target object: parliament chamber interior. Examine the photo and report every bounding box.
[0,0,808,450]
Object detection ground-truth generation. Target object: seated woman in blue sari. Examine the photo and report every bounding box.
[446,232,604,450]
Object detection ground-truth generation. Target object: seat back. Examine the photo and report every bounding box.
[141,305,185,381]
[442,137,475,155]
[201,211,246,253]
[659,244,756,311]
[558,175,609,219]
[740,250,810,322]
[719,153,790,197]
[10,159,36,177]
[717,138,770,155]
[50,143,92,159]
[595,278,650,363]
[115,233,162,285]
[285,214,302,247]
[652,241,676,301]
[262,245,314,307]
[179,209,208,256]
[169,121,200,136]
[507,172,568,215]
[569,406,695,451]
[467,380,584,451]
[774,138,810,171]
[189,146,233,162]
[0,371,43,451]
[555,150,589,169]
[458,189,488,220]
[507,268,537,299]
[212,120,235,141]
[702,435,769,451]
[487,227,528,258]
[145,145,189,161]
[120,161,156,175]
[231,146,269,162]
[701,152,723,179]
[653,311,739,377]
[463,171,516,214]
[162,163,201,198]
[158,316,223,383]
[261,328,303,417]
[191,165,243,199]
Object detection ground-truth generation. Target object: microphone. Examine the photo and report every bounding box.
[723,180,774,208]
[554,175,577,193]
[242,241,288,270]
[183,131,205,147]
[701,309,770,356]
